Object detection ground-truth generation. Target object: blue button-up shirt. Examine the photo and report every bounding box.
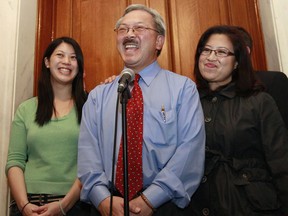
[78,61,205,209]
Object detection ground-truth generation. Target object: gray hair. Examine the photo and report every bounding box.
[115,4,166,37]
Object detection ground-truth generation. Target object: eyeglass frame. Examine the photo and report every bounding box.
[200,47,235,57]
[114,25,160,35]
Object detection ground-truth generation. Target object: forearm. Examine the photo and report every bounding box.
[60,178,82,212]
[144,130,205,208]
[7,167,29,210]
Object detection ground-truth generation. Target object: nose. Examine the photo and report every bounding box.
[126,27,136,36]
[62,55,71,64]
[207,50,217,60]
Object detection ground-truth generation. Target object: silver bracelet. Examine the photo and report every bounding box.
[58,200,66,215]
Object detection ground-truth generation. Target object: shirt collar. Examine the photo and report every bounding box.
[199,82,236,99]
[137,61,161,86]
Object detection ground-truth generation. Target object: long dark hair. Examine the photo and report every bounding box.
[36,37,87,126]
[194,25,263,96]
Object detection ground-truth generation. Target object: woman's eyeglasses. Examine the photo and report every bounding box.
[200,47,234,57]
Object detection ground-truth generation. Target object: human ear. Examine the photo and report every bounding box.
[246,46,251,54]
[44,57,50,68]
[156,35,165,50]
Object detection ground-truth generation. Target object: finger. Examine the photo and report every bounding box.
[32,205,47,213]
[129,204,141,214]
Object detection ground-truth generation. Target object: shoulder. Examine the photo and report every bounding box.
[161,69,189,79]
[160,69,196,86]
[17,97,37,110]
[86,79,119,106]
[250,91,273,100]
[13,97,37,121]
[249,92,277,109]
[230,92,275,109]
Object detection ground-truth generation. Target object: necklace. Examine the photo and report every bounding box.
[53,98,74,118]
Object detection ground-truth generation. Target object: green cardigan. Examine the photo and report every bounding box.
[6,97,79,195]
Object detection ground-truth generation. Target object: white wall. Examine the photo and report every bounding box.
[0,0,37,215]
[258,0,288,76]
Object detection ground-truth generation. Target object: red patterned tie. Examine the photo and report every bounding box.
[116,74,143,200]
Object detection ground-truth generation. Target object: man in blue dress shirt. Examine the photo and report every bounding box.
[77,4,205,215]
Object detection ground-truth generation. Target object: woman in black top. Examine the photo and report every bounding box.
[189,25,288,216]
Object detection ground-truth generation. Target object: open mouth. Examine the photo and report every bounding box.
[59,67,71,74]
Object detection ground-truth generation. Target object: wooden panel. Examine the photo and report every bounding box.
[127,0,173,72]
[148,0,172,71]
[35,0,267,93]
[168,0,266,81]
[227,0,267,70]
[75,0,172,91]
[54,0,72,37]
[71,0,127,91]
[170,0,199,78]
[169,0,230,79]
[34,0,55,94]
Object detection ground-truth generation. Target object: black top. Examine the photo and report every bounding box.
[189,83,288,216]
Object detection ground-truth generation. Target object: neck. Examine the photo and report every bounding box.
[209,78,232,91]
[125,59,157,74]
[52,83,73,101]
[52,89,74,118]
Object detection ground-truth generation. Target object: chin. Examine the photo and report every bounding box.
[124,58,138,66]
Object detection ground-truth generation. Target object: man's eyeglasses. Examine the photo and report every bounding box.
[200,47,235,57]
[114,25,160,36]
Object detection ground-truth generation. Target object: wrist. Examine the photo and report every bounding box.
[21,201,30,213]
[58,200,67,215]
[140,193,156,212]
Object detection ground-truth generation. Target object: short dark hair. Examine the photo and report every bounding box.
[36,37,87,126]
[194,25,263,96]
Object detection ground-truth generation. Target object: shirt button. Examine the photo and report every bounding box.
[205,117,211,122]
[202,208,210,215]
[201,175,207,183]
[211,97,217,103]
[242,173,249,180]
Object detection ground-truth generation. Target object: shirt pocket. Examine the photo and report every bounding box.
[144,107,177,146]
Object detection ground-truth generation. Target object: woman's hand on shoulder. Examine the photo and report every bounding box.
[100,75,117,85]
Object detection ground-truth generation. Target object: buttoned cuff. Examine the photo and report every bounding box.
[142,184,171,208]
[89,185,110,208]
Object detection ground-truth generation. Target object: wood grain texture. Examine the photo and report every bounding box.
[34,0,267,92]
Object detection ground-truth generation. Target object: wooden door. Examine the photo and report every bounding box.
[34,0,266,93]
[169,0,266,79]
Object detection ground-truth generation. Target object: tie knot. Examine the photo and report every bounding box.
[135,74,140,83]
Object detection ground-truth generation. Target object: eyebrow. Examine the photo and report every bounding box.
[55,50,76,55]
[119,22,145,26]
[204,45,231,50]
